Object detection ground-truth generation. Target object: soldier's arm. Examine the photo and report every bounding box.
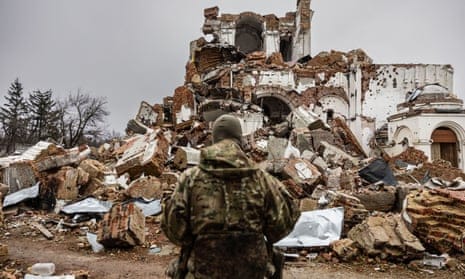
[161,168,195,246]
[261,171,300,244]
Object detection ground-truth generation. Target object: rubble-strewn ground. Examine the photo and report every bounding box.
[2,213,465,279]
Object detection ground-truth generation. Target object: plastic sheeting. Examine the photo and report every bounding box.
[3,182,40,208]
[133,199,162,217]
[274,207,344,247]
[61,198,113,214]
[359,158,397,186]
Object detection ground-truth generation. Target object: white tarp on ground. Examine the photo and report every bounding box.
[274,207,344,247]
[3,183,40,208]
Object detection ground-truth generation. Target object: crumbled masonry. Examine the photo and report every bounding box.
[1,0,465,274]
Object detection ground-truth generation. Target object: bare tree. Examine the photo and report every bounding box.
[57,90,109,148]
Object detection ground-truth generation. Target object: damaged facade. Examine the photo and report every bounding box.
[139,0,463,170]
[1,1,465,277]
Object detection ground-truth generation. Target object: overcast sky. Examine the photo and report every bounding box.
[1,0,464,133]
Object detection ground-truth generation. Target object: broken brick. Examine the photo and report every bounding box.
[330,238,359,262]
[354,186,396,212]
[98,203,145,248]
[405,189,465,254]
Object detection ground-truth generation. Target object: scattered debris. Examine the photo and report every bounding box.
[30,221,54,240]
[1,0,465,275]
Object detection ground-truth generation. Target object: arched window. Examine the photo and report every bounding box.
[235,15,263,54]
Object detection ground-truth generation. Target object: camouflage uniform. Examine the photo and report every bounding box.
[162,139,299,279]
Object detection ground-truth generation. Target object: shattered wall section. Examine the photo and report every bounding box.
[172,86,195,127]
[363,64,454,129]
[202,0,312,61]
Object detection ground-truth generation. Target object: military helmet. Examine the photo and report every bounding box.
[212,114,242,144]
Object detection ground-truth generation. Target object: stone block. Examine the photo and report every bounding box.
[301,150,316,162]
[79,159,107,180]
[328,191,369,236]
[125,176,163,200]
[115,130,169,179]
[311,129,335,151]
[330,238,359,262]
[282,158,321,190]
[354,186,396,212]
[98,203,145,248]
[299,198,318,211]
[324,167,342,190]
[267,137,288,160]
[77,167,90,186]
[348,213,424,260]
[52,166,79,200]
[0,183,9,197]
[34,146,89,172]
[290,127,313,154]
[319,141,359,167]
[311,156,328,173]
[405,189,465,254]
[173,147,200,170]
[2,162,37,193]
[80,178,105,197]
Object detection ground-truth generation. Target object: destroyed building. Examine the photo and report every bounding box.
[2,1,465,277]
[134,0,465,171]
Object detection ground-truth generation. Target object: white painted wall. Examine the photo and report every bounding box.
[264,31,280,57]
[219,21,235,45]
[258,70,296,88]
[363,65,454,129]
[387,113,465,170]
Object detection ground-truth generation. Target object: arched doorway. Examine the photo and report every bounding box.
[431,127,459,167]
[257,96,292,125]
[235,15,263,54]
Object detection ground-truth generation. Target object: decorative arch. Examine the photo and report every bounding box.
[235,13,264,54]
[254,87,296,124]
[254,86,299,110]
[430,121,465,168]
[431,121,465,142]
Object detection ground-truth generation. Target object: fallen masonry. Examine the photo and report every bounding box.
[1,0,465,277]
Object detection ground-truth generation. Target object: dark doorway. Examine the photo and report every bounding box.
[257,96,291,125]
[431,127,458,167]
[280,36,293,62]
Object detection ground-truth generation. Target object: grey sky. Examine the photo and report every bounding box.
[1,0,464,133]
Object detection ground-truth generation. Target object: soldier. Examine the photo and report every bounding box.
[162,114,299,279]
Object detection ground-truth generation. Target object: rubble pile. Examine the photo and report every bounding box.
[347,213,425,260]
[1,91,465,272]
[1,2,465,276]
[405,188,465,254]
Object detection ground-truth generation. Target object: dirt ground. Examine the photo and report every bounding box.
[1,212,464,279]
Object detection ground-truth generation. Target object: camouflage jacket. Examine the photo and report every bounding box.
[162,139,299,246]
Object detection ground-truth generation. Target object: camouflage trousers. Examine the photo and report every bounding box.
[182,232,268,279]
